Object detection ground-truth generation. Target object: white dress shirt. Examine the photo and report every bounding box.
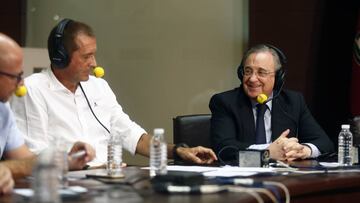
[10,68,146,164]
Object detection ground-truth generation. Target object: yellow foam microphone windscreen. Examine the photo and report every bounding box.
[256,93,268,104]
[93,66,105,78]
[14,85,27,97]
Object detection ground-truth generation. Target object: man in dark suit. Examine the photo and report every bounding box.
[209,44,334,163]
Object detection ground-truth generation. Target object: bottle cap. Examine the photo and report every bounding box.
[154,128,165,135]
[341,124,350,129]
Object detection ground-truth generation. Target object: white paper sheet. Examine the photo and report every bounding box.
[142,165,275,177]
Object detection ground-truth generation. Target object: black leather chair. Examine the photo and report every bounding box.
[173,114,211,148]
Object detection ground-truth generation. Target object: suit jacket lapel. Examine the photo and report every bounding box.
[236,88,256,143]
[271,98,283,141]
[271,95,298,141]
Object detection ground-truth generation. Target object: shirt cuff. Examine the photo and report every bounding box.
[302,143,320,158]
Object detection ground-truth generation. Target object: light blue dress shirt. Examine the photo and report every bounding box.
[0,102,24,158]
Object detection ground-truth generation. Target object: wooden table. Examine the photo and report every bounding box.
[2,162,360,203]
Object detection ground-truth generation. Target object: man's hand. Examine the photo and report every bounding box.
[268,129,290,160]
[268,129,312,161]
[176,146,217,164]
[68,142,96,170]
[0,164,14,195]
[283,143,311,161]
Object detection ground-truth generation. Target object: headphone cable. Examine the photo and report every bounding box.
[79,83,110,134]
[274,96,299,138]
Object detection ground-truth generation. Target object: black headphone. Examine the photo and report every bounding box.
[48,18,74,68]
[237,44,287,93]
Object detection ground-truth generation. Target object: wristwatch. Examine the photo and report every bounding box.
[172,143,189,160]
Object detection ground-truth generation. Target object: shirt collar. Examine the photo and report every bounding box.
[46,68,75,94]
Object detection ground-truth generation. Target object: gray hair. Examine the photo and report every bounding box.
[242,44,282,71]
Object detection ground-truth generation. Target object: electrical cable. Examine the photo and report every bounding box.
[232,178,278,203]
[216,145,239,165]
[212,177,289,203]
[264,181,290,203]
[274,98,299,138]
[227,186,264,203]
[252,188,278,203]
[152,175,290,203]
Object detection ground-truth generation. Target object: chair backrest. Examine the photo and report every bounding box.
[173,114,211,148]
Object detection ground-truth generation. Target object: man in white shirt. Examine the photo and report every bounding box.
[0,33,95,195]
[11,19,217,166]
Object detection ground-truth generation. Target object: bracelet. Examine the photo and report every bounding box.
[173,143,189,160]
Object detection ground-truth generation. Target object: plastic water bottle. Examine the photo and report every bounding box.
[338,124,353,166]
[107,134,123,176]
[32,149,61,203]
[149,128,167,177]
[54,137,69,187]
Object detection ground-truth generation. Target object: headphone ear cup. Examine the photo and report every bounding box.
[52,38,69,68]
[237,63,244,83]
[274,68,285,92]
[237,61,244,82]
[49,19,72,68]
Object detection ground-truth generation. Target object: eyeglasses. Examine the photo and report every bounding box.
[242,67,275,78]
[0,70,24,84]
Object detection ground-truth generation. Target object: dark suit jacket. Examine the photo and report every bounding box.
[209,87,334,161]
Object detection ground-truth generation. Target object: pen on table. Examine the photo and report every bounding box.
[70,150,87,159]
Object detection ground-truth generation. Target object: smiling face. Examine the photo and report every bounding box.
[0,33,24,102]
[242,51,276,100]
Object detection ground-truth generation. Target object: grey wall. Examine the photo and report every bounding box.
[26,0,248,165]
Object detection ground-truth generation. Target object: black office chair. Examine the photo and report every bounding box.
[173,114,212,148]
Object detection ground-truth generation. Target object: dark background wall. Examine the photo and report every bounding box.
[250,0,359,145]
[0,0,26,45]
